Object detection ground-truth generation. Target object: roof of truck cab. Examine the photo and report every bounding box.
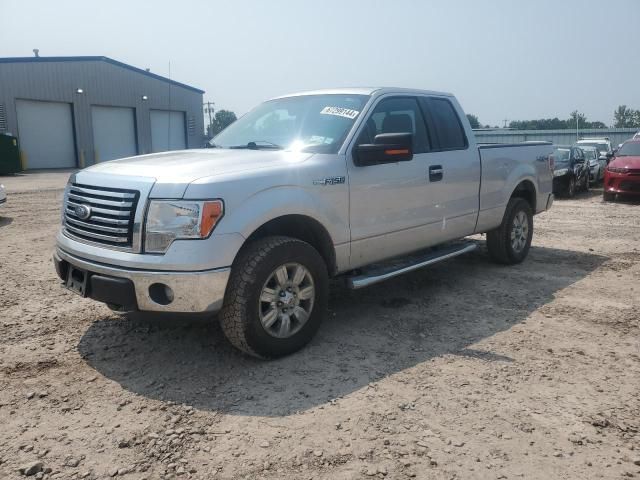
[271,87,454,99]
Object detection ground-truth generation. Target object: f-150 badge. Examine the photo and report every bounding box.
[313,176,346,186]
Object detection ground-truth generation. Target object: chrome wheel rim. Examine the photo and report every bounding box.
[258,263,315,339]
[510,211,529,253]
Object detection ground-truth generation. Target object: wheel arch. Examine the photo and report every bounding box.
[243,214,337,275]
[510,179,537,212]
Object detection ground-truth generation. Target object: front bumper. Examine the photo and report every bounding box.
[604,172,640,195]
[54,248,230,313]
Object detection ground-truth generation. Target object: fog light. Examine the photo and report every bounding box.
[148,283,174,305]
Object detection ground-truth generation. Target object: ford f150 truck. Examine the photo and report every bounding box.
[54,88,554,358]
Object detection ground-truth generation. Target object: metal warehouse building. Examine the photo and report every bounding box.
[0,56,204,170]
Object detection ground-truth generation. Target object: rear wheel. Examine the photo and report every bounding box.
[487,197,534,265]
[220,236,328,358]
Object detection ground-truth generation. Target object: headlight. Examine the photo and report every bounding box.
[144,200,224,253]
[553,168,568,177]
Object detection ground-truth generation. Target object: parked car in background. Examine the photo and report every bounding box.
[576,138,613,164]
[552,146,590,197]
[0,184,6,208]
[577,145,606,184]
[603,140,640,201]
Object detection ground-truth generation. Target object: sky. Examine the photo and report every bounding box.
[2,0,639,127]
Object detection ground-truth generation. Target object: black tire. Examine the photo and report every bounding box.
[486,197,534,265]
[219,236,328,358]
[603,191,615,202]
[567,176,576,198]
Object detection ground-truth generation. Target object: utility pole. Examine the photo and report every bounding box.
[204,101,215,138]
[502,119,509,129]
[576,111,579,141]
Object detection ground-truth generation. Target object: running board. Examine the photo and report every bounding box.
[346,242,478,289]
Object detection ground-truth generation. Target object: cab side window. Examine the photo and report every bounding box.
[356,97,430,153]
[420,97,468,151]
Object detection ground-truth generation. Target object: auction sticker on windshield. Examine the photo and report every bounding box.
[320,106,360,119]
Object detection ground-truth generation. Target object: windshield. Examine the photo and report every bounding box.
[583,149,597,160]
[616,142,640,156]
[553,148,571,166]
[578,142,608,154]
[211,94,369,153]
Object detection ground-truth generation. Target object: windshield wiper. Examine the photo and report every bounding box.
[229,141,283,150]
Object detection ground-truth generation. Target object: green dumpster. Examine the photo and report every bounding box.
[0,134,22,174]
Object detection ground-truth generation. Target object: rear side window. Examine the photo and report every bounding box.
[421,97,468,151]
[356,97,430,153]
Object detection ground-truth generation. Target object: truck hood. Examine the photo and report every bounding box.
[78,149,314,198]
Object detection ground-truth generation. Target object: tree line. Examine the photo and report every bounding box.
[467,105,640,130]
[205,109,238,138]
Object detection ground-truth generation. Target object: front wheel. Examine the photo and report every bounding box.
[567,177,576,198]
[486,197,534,265]
[219,236,328,358]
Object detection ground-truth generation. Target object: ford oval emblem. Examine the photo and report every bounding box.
[74,204,92,220]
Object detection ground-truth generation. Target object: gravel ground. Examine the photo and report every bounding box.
[0,172,638,480]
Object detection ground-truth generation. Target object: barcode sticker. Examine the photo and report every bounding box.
[320,106,360,119]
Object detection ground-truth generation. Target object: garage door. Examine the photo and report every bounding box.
[150,110,186,153]
[92,106,138,162]
[16,100,76,169]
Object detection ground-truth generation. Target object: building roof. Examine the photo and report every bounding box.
[0,56,204,94]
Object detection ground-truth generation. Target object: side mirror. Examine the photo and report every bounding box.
[354,132,413,166]
[607,152,614,159]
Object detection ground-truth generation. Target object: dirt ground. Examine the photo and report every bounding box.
[0,172,638,480]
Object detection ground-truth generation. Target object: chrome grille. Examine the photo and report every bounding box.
[64,183,139,249]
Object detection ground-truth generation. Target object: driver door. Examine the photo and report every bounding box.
[346,96,439,268]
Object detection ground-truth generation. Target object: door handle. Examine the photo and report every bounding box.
[429,165,443,182]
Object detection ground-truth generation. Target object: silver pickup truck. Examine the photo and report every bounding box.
[54,88,554,358]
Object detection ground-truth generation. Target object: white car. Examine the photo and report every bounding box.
[576,138,613,161]
[0,184,6,207]
[634,131,640,140]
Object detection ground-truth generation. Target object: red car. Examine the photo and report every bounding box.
[603,140,640,201]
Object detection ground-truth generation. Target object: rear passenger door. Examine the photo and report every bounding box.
[418,96,481,238]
